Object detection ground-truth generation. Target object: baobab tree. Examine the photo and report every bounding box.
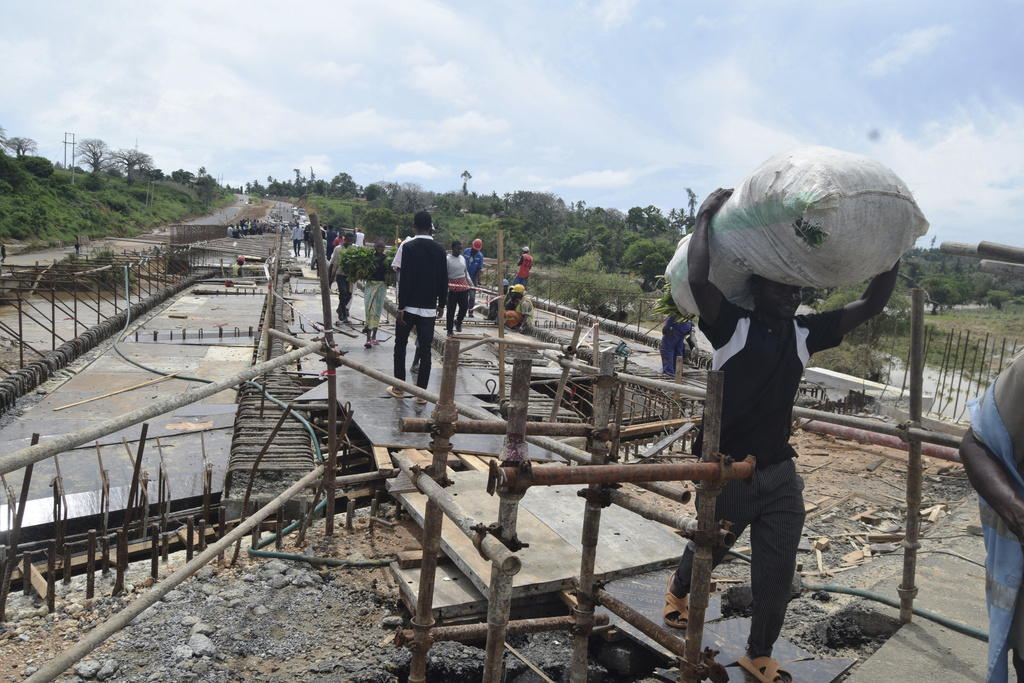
[77,138,110,173]
[4,136,37,157]
[114,147,153,186]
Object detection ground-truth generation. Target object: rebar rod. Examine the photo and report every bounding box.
[25,464,325,683]
[0,342,323,476]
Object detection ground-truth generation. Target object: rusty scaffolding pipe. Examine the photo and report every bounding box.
[483,358,534,683]
[593,586,687,657]
[569,351,615,683]
[487,456,755,495]
[407,340,463,683]
[399,417,603,437]
[538,350,963,450]
[388,467,523,616]
[267,328,598,467]
[606,489,734,547]
[899,288,926,622]
[681,371,726,683]
[307,214,341,538]
[395,614,610,646]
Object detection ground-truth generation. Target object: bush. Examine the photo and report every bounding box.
[20,155,54,179]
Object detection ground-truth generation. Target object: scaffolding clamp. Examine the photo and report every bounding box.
[471,521,529,556]
[409,463,452,492]
[679,646,728,683]
[576,484,616,508]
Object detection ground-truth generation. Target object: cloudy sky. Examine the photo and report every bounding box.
[2,0,1022,246]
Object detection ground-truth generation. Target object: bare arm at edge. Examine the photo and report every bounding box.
[961,426,1024,540]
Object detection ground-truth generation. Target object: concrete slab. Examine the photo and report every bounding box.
[395,470,684,600]
[844,497,989,682]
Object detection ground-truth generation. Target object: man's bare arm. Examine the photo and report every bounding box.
[836,260,900,337]
[961,427,1024,539]
[687,188,733,327]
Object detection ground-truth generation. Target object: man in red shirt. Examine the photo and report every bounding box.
[512,247,532,287]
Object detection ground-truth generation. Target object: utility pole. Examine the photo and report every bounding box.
[63,133,76,185]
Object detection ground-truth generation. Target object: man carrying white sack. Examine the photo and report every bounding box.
[663,188,900,683]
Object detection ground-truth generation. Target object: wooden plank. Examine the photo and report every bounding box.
[455,452,491,472]
[373,446,394,475]
[617,418,693,440]
[27,561,49,601]
[396,549,452,569]
[635,423,695,461]
[806,492,855,520]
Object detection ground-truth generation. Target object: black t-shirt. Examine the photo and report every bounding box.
[694,299,844,467]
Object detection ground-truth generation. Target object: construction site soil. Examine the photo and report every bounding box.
[0,427,975,683]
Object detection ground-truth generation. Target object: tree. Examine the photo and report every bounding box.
[78,138,109,173]
[623,239,676,290]
[5,136,37,157]
[329,172,357,198]
[360,208,401,236]
[20,155,54,180]
[987,289,1012,310]
[113,147,153,186]
[364,183,387,202]
[461,170,472,195]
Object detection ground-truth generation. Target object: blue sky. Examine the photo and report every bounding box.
[2,0,1022,247]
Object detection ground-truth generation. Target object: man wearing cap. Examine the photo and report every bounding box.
[504,284,533,330]
[232,256,246,277]
[463,238,485,318]
[355,227,365,246]
[513,247,533,287]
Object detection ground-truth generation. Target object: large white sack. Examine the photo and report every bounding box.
[665,146,929,315]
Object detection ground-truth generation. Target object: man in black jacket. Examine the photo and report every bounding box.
[387,211,448,403]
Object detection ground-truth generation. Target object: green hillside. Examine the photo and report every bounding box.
[0,153,233,250]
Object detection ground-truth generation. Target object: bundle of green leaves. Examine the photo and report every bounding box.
[338,245,397,286]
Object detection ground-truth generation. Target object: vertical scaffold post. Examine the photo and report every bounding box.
[569,350,616,683]
[899,288,925,621]
[408,340,461,683]
[483,357,533,683]
[680,370,725,683]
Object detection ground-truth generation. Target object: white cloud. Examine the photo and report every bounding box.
[558,168,646,189]
[870,104,1024,245]
[393,161,447,179]
[865,25,954,77]
[586,0,639,31]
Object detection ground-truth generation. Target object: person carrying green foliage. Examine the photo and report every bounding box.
[362,239,389,347]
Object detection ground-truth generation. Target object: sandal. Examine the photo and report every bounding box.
[385,386,405,399]
[737,656,792,683]
[663,575,689,629]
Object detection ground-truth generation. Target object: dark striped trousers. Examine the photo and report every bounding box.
[674,458,805,659]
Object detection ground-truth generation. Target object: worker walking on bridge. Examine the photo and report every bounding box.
[664,188,900,683]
